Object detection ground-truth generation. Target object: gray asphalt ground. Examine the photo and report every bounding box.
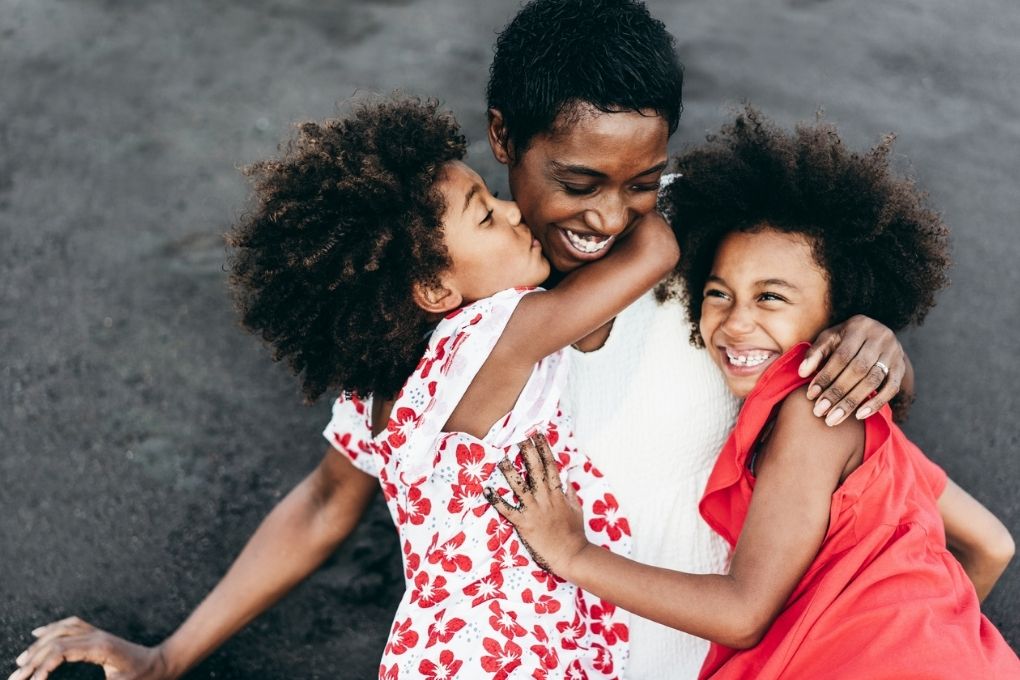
[2,0,1018,677]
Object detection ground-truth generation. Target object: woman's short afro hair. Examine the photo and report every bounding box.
[487,0,683,156]
[226,96,467,401]
[660,106,951,348]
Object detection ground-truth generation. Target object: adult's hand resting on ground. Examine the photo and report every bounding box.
[798,315,912,426]
[9,616,168,680]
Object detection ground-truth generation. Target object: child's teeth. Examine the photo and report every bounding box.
[726,350,771,367]
[565,229,610,254]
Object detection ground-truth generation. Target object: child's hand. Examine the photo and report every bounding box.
[9,617,169,680]
[485,434,591,577]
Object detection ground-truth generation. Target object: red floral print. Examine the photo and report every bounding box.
[428,531,473,573]
[397,483,431,526]
[426,608,467,648]
[410,570,450,609]
[480,637,523,680]
[588,493,630,541]
[590,601,628,646]
[385,617,419,656]
[488,600,527,639]
[418,649,463,679]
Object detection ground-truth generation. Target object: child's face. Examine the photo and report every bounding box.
[437,161,550,304]
[699,228,832,398]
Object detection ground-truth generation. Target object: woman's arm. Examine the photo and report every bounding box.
[10,450,377,680]
[445,211,678,437]
[939,478,1015,602]
[489,392,860,649]
[797,315,913,425]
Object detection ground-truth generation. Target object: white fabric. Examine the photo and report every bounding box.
[563,289,741,680]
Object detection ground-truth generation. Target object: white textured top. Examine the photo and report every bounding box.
[563,289,741,680]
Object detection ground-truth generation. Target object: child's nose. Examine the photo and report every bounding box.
[502,199,523,227]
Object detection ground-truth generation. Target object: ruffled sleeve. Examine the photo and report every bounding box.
[322,392,381,478]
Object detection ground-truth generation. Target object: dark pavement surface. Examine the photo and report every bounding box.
[2,0,1018,677]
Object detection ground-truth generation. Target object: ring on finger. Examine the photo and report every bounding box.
[874,360,890,376]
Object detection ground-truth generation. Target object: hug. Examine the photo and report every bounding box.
[10,0,1017,678]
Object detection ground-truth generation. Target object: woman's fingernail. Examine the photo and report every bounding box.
[798,360,811,377]
[825,408,845,426]
[30,627,43,636]
[15,651,27,665]
[856,407,872,420]
[812,398,831,417]
[806,384,821,400]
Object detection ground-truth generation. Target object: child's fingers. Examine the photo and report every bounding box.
[484,487,520,523]
[497,457,529,505]
[532,433,560,492]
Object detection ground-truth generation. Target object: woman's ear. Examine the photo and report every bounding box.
[487,108,512,165]
[412,279,463,315]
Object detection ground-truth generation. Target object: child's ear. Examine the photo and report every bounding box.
[487,108,512,165]
[412,279,463,315]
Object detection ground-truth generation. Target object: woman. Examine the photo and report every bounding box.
[9,1,910,678]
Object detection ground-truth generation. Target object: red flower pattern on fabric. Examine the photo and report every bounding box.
[385,617,419,656]
[590,601,628,646]
[588,493,630,541]
[410,570,450,609]
[418,649,463,679]
[480,637,523,680]
[488,600,527,639]
[427,531,473,573]
[426,608,467,648]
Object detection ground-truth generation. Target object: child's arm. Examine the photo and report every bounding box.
[938,478,1015,602]
[489,388,860,649]
[10,450,377,680]
[446,211,678,437]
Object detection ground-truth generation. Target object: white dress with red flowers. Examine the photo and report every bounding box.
[324,287,632,680]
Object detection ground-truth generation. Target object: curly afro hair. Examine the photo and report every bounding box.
[487,0,683,157]
[660,106,951,348]
[226,97,467,401]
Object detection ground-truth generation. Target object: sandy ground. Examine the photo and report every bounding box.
[2,0,1017,677]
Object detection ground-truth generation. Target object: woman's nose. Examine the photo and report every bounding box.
[583,193,629,236]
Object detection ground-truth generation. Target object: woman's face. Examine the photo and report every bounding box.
[489,104,669,275]
[699,228,832,397]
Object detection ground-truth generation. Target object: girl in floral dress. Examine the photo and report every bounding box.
[229,96,676,679]
[492,109,1019,678]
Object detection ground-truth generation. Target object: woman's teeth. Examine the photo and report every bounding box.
[564,229,612,254]
[726,350,774,367]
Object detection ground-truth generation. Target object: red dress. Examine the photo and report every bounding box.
[698,343,1019,679]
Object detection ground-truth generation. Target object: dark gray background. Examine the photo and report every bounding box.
[2,0,1017,677]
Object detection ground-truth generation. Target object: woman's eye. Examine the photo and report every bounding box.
[631,183,660,193]
[562,184,597,196]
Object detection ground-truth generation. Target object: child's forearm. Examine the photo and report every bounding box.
[562,545,767,649]
[158,451,376,678]
[501,212,679,362]
[938,478,1015,603]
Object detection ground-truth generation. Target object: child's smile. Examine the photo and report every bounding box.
[699,228,831,397]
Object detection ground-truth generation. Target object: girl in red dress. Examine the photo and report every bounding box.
[492,107,1019,678]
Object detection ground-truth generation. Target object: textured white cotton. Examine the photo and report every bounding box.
[564,289,741,680]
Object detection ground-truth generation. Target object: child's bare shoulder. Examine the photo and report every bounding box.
[767,385,865,463]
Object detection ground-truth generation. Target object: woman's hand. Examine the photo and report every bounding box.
[798,315,912,426]
[485,434,591,577]
[9,617,170,680]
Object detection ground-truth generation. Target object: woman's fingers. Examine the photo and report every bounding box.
[855,360,904,420]
[9,633,98,680]
[805,316,904,424]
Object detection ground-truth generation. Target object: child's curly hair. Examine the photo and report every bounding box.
[660,106,951,348]
[226,97,467,401]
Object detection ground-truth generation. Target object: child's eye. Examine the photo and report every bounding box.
[758,292,786,303]
[704,288,728,300]
[480,208,494,225]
